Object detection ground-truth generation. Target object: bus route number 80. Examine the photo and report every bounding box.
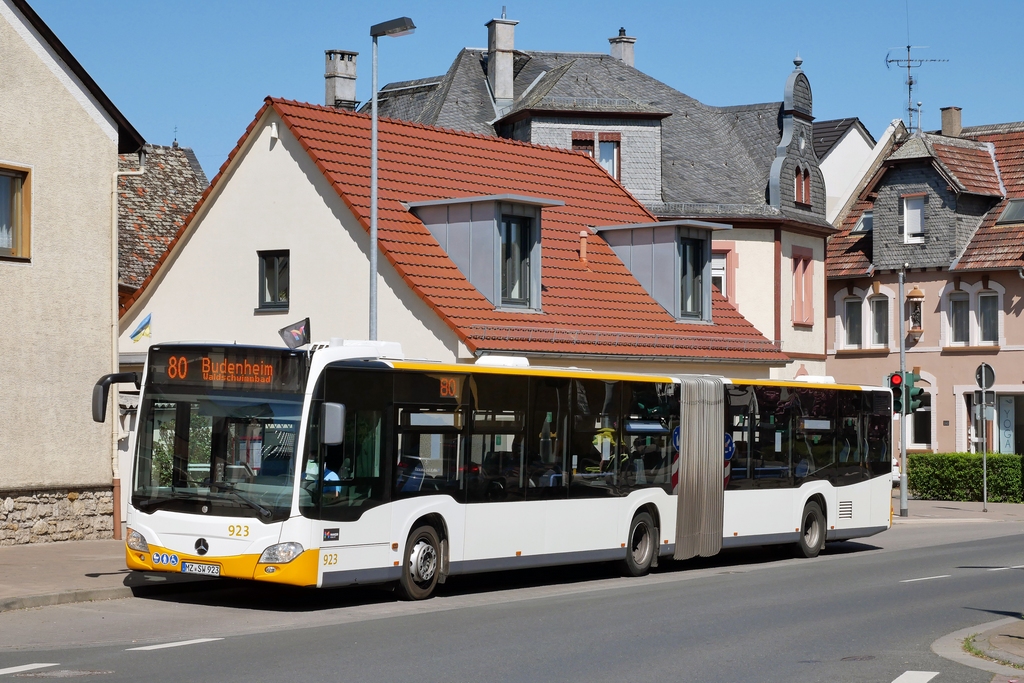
[167,356,189,380]
[439,377,458,399]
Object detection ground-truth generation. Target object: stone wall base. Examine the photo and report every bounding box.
[0,487,114,545]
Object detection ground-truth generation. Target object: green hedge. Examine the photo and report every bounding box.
[907,452,1023,503]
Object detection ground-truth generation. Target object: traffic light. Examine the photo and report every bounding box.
[905,371,924,412]
[889,372,904,414]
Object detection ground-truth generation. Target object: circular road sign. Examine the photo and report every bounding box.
[976,363,995,390]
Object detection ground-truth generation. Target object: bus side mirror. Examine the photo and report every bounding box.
[92,372,141,423]
[321,402,346,446]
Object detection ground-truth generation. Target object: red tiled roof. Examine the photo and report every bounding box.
[954,130,1024,271]
[931,142,1002,196]
[826,200,873,279]
[123,98,785,363]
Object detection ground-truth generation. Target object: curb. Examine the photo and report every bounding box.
[931,617,1024,677]
[0,574,223,613]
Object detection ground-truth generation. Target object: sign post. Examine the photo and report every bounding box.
[975,363,994,513]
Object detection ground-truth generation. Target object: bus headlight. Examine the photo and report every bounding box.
[259,542,303,564]
[126,528,150,553]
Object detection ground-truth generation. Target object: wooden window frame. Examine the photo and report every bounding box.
[0,164,31,261]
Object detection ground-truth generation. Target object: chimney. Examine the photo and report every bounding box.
[608,27,636,67]
[940,106,962,137]
[486,15,518,108]
[325,50,358,110]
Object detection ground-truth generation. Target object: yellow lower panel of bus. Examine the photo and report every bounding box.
[125,544,318,587]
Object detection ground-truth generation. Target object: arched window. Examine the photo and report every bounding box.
[794,167,803,204]
[802,169,811,207]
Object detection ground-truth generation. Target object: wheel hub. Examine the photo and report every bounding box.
[409,540,437,583]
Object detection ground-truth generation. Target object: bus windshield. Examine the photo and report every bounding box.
[132,346,307,522]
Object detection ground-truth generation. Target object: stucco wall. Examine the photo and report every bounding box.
[828,271,1024,453]
[120,109,464,363]
[0,3,119,491]
[718,228,774,339]
[819,127,874,220]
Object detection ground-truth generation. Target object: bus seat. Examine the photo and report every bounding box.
[839,439,850,463]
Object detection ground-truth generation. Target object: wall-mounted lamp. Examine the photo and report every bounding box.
[906,285,925,340]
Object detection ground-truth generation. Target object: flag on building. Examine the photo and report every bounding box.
[129,313,152,343]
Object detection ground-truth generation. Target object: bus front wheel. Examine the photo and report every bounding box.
[621,511,656,577]
[396,525,441,601]
[795,501,825,558]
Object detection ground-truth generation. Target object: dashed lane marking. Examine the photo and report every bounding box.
[0,664,59,677]
[900,575,952,583]
[126,638,223,651]
[890,672,939,683]
[988,565,1024,571]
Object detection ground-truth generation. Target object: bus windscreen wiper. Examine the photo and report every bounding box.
[212,482,272,521]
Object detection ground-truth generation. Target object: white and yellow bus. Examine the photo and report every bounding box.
[93,341,893,600]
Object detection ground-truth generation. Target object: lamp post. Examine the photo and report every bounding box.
[368,16,415,341]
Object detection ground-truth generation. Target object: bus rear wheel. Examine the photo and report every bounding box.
[795,501,825,558]
[621,512,655,577]
[396,525,441,601]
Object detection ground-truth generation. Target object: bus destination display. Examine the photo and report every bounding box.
[147,347,305,392]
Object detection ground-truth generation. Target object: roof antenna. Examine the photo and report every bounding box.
[172,125,179,148]
[501,5,506,19]
[885,0,947,134]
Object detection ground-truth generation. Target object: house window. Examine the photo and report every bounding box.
[996,199,1024,225]
[979,292,999,344]
[949,293,969,344]
[711,253,727,298]
[500,215,531,306]
[844,299,863,347]
[572,133,594,157]
[802,169,811,206]
[791,247,814,326]
[0,167,28,259]
[870,296,889,347]
[853,210,873,233]
[903,195,925,243]
[258,250,289,310]
[680,238,704,318]
[911,392,932,448]
[794,168,803,204]
[598,140,620,180]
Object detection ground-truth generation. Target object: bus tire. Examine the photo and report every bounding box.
[795,501,825,558]
[396,525,441,601]
[621,511,656,577]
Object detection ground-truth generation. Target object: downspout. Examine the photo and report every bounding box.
[110,148,146,540]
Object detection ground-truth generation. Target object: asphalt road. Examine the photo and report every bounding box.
[1,519,1023,683]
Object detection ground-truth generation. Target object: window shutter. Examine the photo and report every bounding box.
[898,199,904,235]
[804,257,814,323]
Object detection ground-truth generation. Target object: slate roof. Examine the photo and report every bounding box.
[812,118,874,160]
[827,126,1024,277]
[369,48,830,228]
[118,145,207,298]
[124,99,787,364]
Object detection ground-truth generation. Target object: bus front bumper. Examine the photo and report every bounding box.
[125,543,319,586]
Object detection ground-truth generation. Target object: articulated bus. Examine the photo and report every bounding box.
[93,341,892,600]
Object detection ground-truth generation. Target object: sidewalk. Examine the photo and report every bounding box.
[0,539,212,612]
[891,488,1024,522]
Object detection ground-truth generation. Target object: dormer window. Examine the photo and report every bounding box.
[572,132,620,180]
[794,166,811,207]
[901,193,926,244]
[408,194,563,313]
[596,219,731,323]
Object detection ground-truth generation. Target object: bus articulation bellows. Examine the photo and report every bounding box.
[94,340,893,600]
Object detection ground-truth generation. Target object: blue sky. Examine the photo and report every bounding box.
[29,0,1024,176]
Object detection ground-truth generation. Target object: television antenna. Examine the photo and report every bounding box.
[886,45,947,133]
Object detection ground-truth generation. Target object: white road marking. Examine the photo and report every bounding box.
[890,672,939,683]
[126,637,223,651]
[988,564,1024,571]
[900,575,951,583]
[0,664,59,676]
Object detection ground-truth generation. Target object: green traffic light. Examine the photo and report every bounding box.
[905,371,924,412]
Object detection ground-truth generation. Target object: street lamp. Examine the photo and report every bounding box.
[368,16,415,341]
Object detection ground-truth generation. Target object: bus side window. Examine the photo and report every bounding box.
[466,374,527,503]
[568,379,622,498]
[793,388,837,483]
[753,386,792,487]
[725,385,755,490]
[622,382,675,492]
[866,390,892,477]
[526,378,569,499]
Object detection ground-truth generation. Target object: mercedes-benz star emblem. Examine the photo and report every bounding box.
[194,538,209,556]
